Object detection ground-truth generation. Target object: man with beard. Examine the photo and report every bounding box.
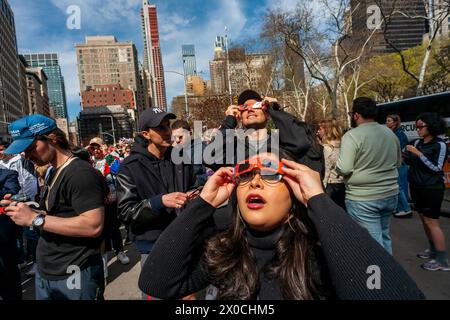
[336,97,401,254]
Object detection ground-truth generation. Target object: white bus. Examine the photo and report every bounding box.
[377,91,450,187]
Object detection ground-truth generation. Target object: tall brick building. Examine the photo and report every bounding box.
[141,1,167,110]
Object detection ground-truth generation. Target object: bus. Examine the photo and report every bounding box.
[376,91,450,187]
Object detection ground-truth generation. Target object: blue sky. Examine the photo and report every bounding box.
[9,0,298,121]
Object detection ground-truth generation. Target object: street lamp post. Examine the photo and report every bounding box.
[165,70,188,116]
[224,26,233,105]
[100,115,116,145]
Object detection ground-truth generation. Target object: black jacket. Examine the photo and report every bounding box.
[405,137,448,188]
[138,194,425,300]
[208,104,324,177]
[116,143,197,244]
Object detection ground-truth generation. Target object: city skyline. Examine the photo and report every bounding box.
[22,53,69,119]
[8,0,287,120]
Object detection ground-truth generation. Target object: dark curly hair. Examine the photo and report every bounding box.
[416,112,447,137]
[204,149,332,300]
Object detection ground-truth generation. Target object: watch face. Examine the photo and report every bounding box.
[33,216,44,227]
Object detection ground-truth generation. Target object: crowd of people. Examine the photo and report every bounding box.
[0,88,448,301]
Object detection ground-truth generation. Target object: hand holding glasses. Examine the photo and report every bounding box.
[237,101,266,112]
[233,157,286,185]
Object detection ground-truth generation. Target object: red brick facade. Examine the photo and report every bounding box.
[81,84,135,109]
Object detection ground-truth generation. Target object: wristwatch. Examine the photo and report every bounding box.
[31,213,46,230]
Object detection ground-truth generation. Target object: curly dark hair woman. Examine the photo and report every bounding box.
[203,149,329,300]
[204,179,330,300]
[416,112,447,137]
[405,112,449,271]
[138,151,425,300]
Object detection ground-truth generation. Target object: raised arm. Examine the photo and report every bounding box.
[281,159,425,300]
[138,167,236,299]
[266,104,311,158]
[307,193,424,300]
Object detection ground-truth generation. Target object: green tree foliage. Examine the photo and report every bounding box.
[358,38,450,102]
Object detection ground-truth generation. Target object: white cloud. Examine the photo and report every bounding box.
[267,0,324,17]
[50,0,142,31]
[11,0,250,116]
[157,0,248,108]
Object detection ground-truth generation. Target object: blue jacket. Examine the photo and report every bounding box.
[394,128,409,151]
[0,169,21,246]
[0,169,20,200]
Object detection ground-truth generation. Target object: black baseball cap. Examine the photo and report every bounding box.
[139,107,176,131]
[237,89,262,106]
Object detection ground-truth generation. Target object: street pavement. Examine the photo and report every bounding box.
[21,204,450,300]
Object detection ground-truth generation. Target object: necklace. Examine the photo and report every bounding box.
[56,153,74,169]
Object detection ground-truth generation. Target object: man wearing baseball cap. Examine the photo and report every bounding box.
[2,114,107,300]
[116,108,197,299]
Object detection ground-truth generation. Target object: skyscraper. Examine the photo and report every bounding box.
[215,36,226,51]
[349,0,428,54]
[182,45,197,77]
[141,0,167,110]
[209,36,228,94]
[0,0,25,139]
[25,67,50,117]
[22,53,68,119]
[75,36,145,112]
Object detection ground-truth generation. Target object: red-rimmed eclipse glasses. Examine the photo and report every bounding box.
[233,157,286,184]
[238,101,265,112]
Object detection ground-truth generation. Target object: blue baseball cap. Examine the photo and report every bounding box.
[4,114,57,155]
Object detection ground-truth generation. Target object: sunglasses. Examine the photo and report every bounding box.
[233,157,285,185]
[416,125,427,130]
[238,101,264,112]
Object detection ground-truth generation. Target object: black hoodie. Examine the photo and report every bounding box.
[405,137,448,188]
[116,143,197,251]
[209,103,324,178]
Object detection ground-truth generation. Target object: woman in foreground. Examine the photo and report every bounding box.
[139,151,424,300]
